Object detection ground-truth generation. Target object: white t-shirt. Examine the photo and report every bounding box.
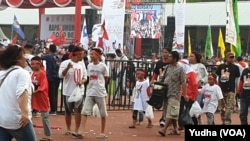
[0,66,33,129]
[59,59,87,96]
[190,63,208,84]
[199,84,224,114]
[87,62,109,97]
[133,79,150,111]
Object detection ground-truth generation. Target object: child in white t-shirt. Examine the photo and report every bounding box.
[199,74,226,125]
[129,69,152,128]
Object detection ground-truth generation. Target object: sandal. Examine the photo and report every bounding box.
[129,125,136,128]
[168,130,181,135]
[64,131,71,135]
[96,134,108,139]
[158,130,166,136]
[72,133,84,139]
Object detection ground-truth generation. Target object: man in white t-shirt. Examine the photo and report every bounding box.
[81,48,109,139]
[58,46,87,138]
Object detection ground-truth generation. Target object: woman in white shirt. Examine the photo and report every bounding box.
[189,52,208,87]
[0,45,36,141]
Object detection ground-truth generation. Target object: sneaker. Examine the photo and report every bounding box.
[160,121,165,127]
[49,112,56,116]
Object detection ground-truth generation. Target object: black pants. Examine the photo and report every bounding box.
[48,79,60,113]
[178,96,198,128]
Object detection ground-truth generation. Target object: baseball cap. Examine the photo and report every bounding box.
[226,52,234,58]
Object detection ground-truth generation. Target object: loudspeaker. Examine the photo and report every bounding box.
[167,16,175,34]
[164,16,175,48]
[85,9,97,35]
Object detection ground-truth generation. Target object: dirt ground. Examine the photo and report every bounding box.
[31,110,242,141]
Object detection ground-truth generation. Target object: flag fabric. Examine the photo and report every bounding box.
[188,30,191,56]
[225,0,241,57]
[232,0,241,57]
[12,15,25,40]
[53,25,66,46]
[218,28,226,58]
[48,33,57,42]
[47,26,66,46]
[11,34,18,44]
[204,26,213,59]
[97,37,104,49]
[101,20,109,40]
[225,0,237,46]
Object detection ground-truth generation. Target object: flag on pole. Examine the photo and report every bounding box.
[101,20,109,40]
[232,0,241,57]
[218,28,226,58]
[225,0,241,57]
[12,15,25,40]
[53,25,66,46]
[97,20,109,49]
[188,30,191,56]
[11,34,18,44]
[205,25,213,59]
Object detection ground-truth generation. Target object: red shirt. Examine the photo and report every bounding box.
[182,71,198,101]
[31,70,50,112]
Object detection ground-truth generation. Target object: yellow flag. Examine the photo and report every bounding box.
[188,30,191,56]
[218,28,226,58]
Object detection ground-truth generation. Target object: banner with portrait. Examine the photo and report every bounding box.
[172,0,186,53]
[101,0,125,54]
[130,4,162,39]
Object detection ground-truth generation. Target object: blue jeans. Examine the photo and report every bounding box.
[0,121,37,141]
[239,98,250,125]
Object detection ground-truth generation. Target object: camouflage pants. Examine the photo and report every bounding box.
[220,91,235,125]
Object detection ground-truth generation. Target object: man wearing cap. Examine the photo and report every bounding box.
[216,52,240,125]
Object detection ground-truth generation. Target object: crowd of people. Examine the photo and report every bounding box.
[0,42,249,140]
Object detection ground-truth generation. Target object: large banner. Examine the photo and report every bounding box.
[225,0,237,47]
[40,15,83,43]
[101,0,125,54]
[173,0,186,53]
[130,4,162,39]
